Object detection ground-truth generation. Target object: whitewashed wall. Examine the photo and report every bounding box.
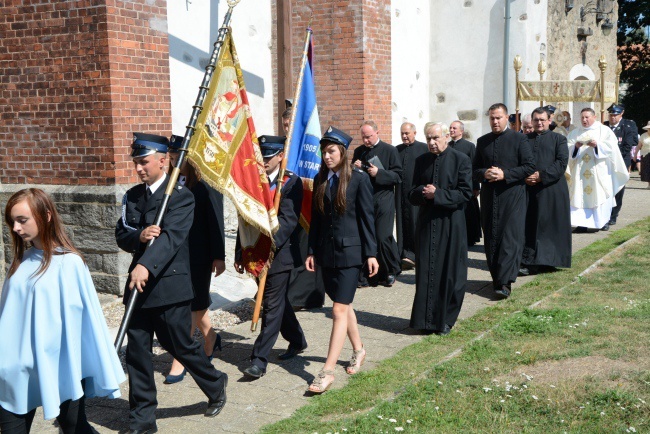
[390,1,431,145]
[166,0,274,137]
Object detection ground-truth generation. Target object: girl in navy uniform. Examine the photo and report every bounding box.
[306,127,378,393]
[165,135,226,384]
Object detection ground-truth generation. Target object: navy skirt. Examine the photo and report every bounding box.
[322,265,362,305]
[190,263,213,311]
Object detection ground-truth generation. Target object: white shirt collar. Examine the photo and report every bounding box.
[268,168,280,184]
[327,169,340,181]
[147,173,167,195]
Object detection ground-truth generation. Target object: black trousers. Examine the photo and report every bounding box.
[0,396,91,434]
[126,300,227,430]
[251,271,307,371]
[609,186,625,223]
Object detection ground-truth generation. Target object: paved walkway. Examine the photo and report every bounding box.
[31,174,649,433]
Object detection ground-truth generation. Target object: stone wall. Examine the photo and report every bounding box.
[546,0,619,116]
[0,184,129,293]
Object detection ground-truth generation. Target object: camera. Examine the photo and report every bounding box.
[360,162,371,171]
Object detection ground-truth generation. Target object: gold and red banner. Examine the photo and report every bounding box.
[188,31,278,277]
[517,80,616,102]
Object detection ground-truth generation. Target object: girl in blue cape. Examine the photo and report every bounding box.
[0,188,125,433]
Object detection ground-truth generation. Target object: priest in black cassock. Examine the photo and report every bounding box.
[473,103,535,299]
[449,120,482,246]
[353,120,403,287]
[408,123,472,335]
[521,108,571,275]
[395,122,428,269]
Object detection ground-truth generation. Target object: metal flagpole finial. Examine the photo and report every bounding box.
[227,0,241,7]
[513,55,523,73]
[598,55,607,71]
[537,59,547,77]
[307,11,314,29]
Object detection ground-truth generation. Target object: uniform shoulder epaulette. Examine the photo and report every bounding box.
[284,170,295,177]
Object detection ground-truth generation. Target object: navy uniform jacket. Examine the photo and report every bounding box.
[308,168,377,268]
[188,180,225,268]
[605,119,639,167]
[269,171,304,274]
[235,171,304,275]
[116,175,195,308]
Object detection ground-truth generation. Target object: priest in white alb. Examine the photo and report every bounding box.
[566,108,629,231]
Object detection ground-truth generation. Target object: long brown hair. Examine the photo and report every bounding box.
[4,188,83,278]
[313,143,351,215]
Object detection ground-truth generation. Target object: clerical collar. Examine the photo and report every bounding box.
[327,169,340,181]
[537,129,550,136]
[450,137,462,144]
[367,138,380,148]
[268,168,280,185]
[147,173,166,195]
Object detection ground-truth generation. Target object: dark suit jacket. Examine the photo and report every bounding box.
[234,171,304,275]
[308,168,377,268]
[605,119,639,166]
[116,175,195,308]
[188,180,225,268]
[269,171,304,274]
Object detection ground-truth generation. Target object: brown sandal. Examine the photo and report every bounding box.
[346,346,366,375]
[308,369,335,393]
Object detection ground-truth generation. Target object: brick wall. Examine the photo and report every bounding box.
[273,0,391,152]
[0,0,171,186]
[0,0,172,292]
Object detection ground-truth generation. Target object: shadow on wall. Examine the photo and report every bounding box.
[167,1,265,98]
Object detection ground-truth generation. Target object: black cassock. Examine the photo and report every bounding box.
[408,148,472,331]
[522,130,571,268]
[450,138,482,245]
[473,128,535,287]
[352,141,403,281]
[395,140,428,262]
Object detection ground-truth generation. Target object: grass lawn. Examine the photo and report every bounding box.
[261,218,650,434]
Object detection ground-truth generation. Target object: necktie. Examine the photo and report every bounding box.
[145,187,152,201]
[329,174,338,197]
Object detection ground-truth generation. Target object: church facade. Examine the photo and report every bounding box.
[0,0,618,292]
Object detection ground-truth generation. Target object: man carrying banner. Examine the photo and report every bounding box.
[116,134,228,432]
[236,136,308,379]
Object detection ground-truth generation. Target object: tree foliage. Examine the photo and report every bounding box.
[617,0,650,125]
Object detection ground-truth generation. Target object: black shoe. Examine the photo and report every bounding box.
[278,345,307,361]
[128,428,157,434]
[608,219,617,226]
[381,275,396,287]
[357,280,370,288]
[572,226,588,233]
[518,267,530,277]
[494,285,511,300]
[435,324,452,335]
[205,378,228,417]
[601,223,610,231]
[243,365,265,379]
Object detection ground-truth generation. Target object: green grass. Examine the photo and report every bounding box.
[260,218,650,434]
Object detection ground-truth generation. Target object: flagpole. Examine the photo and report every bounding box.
[114,0,242,351]
[250,25,313,332]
